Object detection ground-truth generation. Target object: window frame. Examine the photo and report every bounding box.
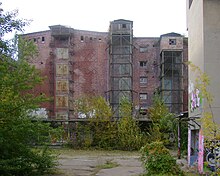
[140,77,147,84]
[139,93,148,100]
[139,61,147,68]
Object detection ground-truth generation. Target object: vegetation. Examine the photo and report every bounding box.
[96,160,119,169]
[189,63,220,139]
[0,4,61,175]
[68,96,146,151]
[148,93,176,146]
[117,97,147,150]
[189,62,220,174]
[140,141,184,176]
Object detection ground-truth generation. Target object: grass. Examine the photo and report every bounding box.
[50,147,140,157]
[96,159,120,169]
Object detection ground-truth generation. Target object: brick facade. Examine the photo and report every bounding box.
[22,20,188,119]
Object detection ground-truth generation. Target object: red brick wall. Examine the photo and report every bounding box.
[23,28,188,119]
[132,37,160,109]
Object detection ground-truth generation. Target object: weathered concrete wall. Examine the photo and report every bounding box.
[204,0,220,124]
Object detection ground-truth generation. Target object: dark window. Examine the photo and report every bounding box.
[33,38,37,42]
[122,24,126,28]
[169,39,176,45]
[140,61,147,67]
[80,36,84,41]
[42,36,45,42]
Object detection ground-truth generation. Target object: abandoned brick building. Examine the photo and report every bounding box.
[23,19,188,120]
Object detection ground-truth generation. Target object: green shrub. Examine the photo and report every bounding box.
[140,141,184,176]
[69,96,147,151]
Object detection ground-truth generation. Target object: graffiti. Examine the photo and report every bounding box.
[190,89,201,112]
[189,82,202,112]
[206,148,220,167]
[205,140,220,168]
[28,108,48,119]
[198,130,204,173]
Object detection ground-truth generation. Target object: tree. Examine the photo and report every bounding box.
[117,97,146,150]
[0,4,60,175]
[148,93,177,146]
[72,96,118,149]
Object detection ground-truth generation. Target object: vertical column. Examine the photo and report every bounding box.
[109,20,133,118]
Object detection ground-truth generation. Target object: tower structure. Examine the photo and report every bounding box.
[49,25,75,120]
[108,19,133,117]
[159,33,185,114]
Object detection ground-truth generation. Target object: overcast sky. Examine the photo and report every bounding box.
[2,0,187,37]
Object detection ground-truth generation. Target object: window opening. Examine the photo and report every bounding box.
[169,39,176,45]
[140,93,148,100]
[140,77,147,84]
[80,36,84,42]
[140,47,148,53]
[140,61,147,67]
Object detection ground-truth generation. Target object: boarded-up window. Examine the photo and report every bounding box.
[56,96,68,107]
[56,64,68,75]
[56,80,69,92]
[56,48,69,59]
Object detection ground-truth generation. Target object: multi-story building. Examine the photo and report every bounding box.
[186,0,220,170]
[23,19,188,120]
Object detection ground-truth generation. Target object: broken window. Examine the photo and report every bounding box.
[169,39,176,45]
[140,61,147,67]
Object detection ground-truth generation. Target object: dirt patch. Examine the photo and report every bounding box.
[51,149,145,176]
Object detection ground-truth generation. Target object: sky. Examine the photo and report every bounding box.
[1,0,188,37]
